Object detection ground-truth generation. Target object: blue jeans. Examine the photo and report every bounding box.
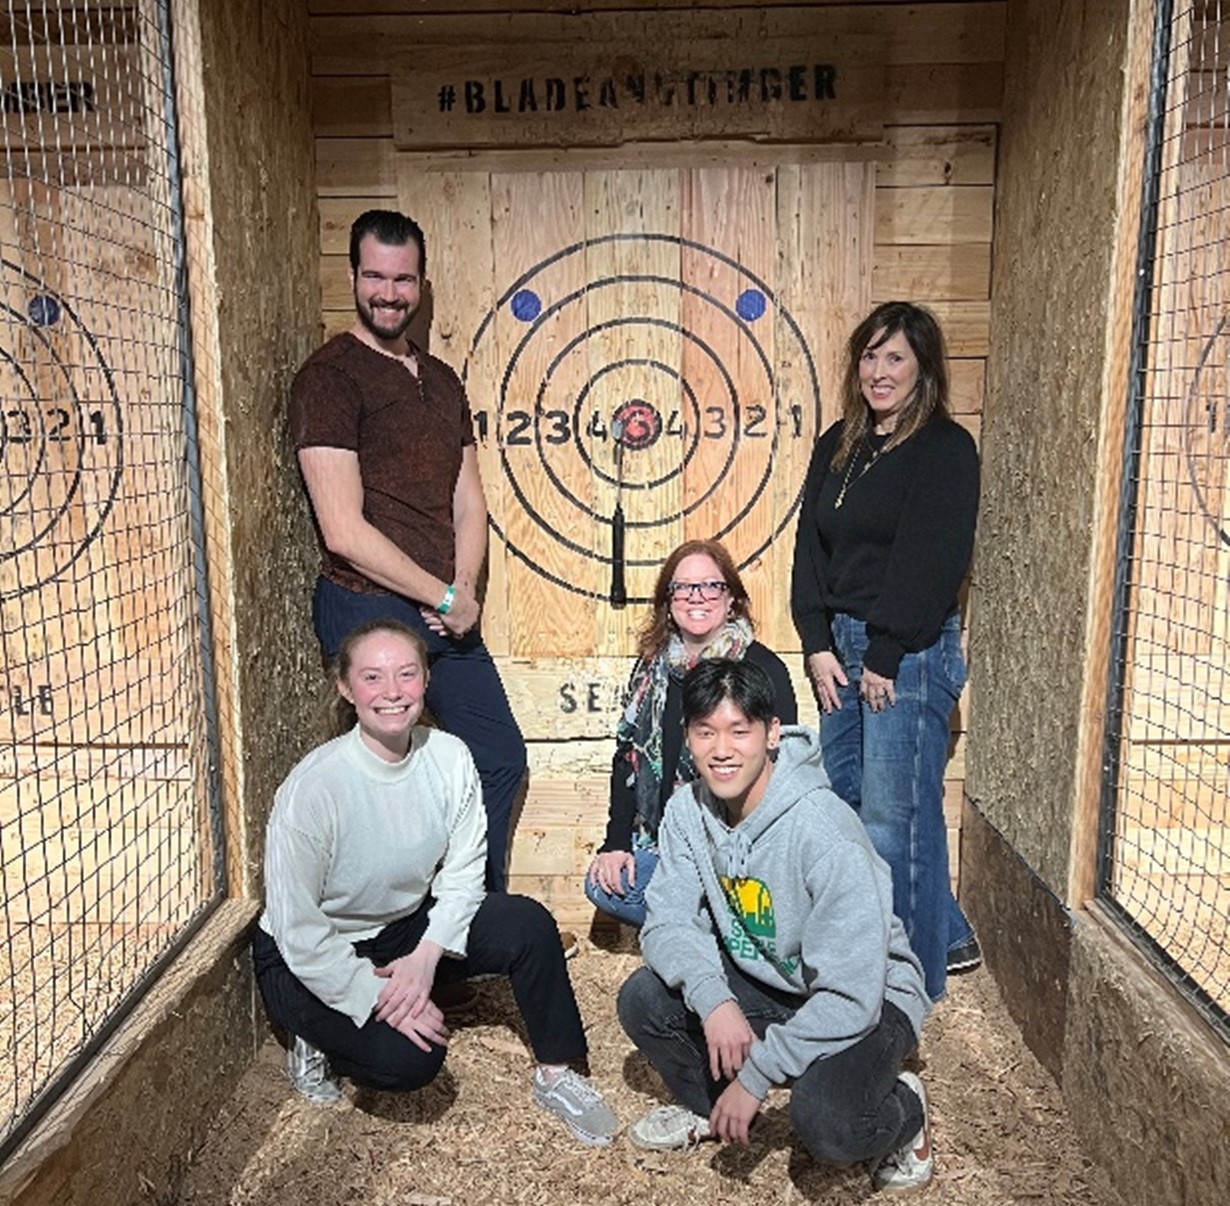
[822,612,971,1001]
[617,961,923,1164]
[313,577,527,892]
[583,847,659,927]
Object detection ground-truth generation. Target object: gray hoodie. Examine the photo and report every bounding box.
[640,724,930,1101]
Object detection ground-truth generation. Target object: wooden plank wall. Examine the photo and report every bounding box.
[306,0,1003,927]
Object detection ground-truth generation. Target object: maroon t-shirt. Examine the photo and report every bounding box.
[289,333,476,592]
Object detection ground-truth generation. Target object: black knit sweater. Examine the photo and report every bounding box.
[790,416,979,678]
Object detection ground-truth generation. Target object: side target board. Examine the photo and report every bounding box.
[0,260,123,600]
[463,232,823,605]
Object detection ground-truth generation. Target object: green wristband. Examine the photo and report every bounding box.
[437,583,456,615]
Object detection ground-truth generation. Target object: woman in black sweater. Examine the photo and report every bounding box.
[585,539,797,926]
[791,302,979,1002]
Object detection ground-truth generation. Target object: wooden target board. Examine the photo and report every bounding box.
[0,256,125,598]
[413,163,873,660]
[0,14,214,941]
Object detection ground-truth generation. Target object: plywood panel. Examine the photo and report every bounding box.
[312,77,392,137]
[875,125,997,187]
[766,162,874,650]
[0,179,200,765]
[0,775,209,925]
[391,42,887,150]
[949,358,985,414]
[679,167,775,587]
[919,300,990,356]
[310,62,1002,141]
[316,124,999,195]
[583,171,684,653]
[492,172,591,656]
[494,650,963,744]
[317,137,399,197]
[872,243,991,301]
[874,185,994,244]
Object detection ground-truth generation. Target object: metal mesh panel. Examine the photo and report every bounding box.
[1101,0,1230,1039]
[0,0,222,1158]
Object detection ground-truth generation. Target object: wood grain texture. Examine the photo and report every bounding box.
[495,172,593,654]
[314,124,997,193]
[391,42,887,149]
[309,62,1001,139]
[875,124,997,187]
[873,243,991,301]
[767,162,876,649]
[310,5,1007,75]
[679,167,775,604]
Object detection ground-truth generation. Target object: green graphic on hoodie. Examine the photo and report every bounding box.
[720,874,775,936]
[719,875,799,974]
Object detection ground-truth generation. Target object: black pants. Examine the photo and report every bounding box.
[254,893,586,1091]
[617,960,923,1164]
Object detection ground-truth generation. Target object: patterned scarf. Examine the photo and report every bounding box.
[615,616,754,840]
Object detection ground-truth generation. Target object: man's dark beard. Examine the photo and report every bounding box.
[356,295,414,342]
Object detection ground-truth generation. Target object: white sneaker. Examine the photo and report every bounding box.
[629,1103,713,1152]
[871,1071,933,1194]
[286,1035,342,1105]
[532,1068,619,1147]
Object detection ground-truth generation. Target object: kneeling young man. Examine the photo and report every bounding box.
[617,658,934,1193]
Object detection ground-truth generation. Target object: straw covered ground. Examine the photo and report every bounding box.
[174,944,1124,1206]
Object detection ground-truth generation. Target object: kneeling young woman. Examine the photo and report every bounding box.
[253,620,617,1146]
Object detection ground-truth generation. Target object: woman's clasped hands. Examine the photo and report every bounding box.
[373,940,450,1051]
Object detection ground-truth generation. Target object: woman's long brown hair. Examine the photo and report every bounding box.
[832,301,951,470]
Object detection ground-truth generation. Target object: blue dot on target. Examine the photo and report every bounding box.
[28,294,61,327]
[736,289,767,322]
[510,290,542,322]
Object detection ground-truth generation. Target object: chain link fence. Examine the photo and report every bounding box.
[0,0,222,1160]
[1101,0,1229,1040]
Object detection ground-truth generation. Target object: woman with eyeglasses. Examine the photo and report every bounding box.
[585,539,797,926]
[791,302,980,1003]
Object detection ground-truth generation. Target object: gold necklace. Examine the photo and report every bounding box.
[834,437,886,508]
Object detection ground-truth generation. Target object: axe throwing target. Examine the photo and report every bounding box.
[465,233,821,602]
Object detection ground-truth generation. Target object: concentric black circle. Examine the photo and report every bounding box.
[0,260,124,599]
[1184,315,1230,549]
[463,233,821,601]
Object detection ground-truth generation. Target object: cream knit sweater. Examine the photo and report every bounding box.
[259,724,486,1026]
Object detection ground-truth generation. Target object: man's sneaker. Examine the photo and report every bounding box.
[560,929,580,959]
[629,1103,713,1152]
[532,1067,619,1147]
[872,1071,933,1194]
[286,1035,342,1105]
[947,935,982,974]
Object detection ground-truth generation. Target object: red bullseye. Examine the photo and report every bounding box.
[613,399,661,450]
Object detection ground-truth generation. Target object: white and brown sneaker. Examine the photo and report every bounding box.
[871,1071,934,1194]
[628,1104,713,1152]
